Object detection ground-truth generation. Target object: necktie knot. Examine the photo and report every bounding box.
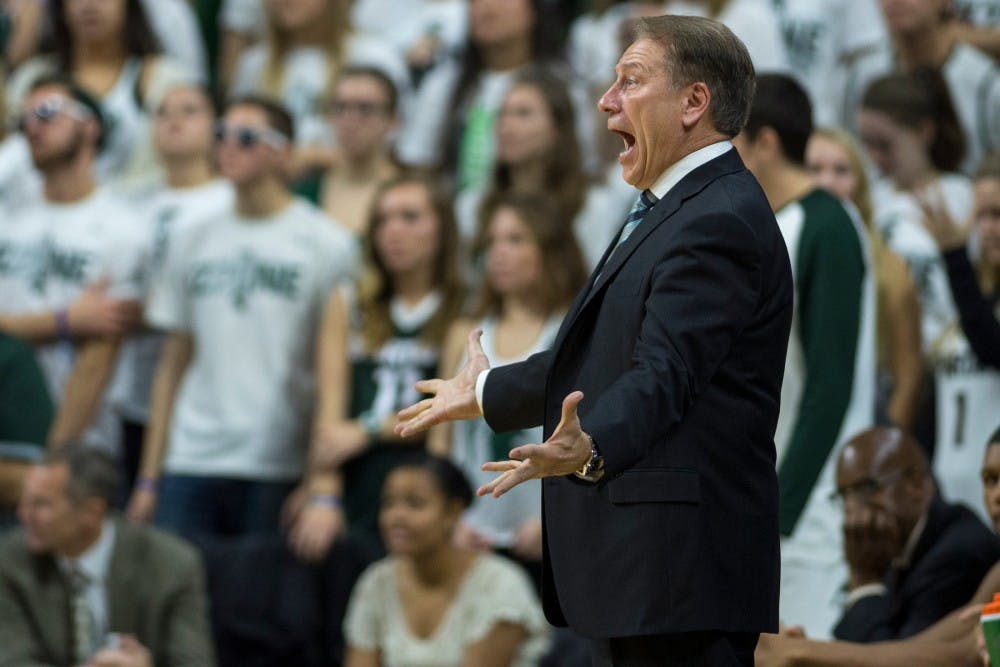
[620,190,658,244]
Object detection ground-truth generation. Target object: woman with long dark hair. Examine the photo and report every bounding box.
[430,191,585,576]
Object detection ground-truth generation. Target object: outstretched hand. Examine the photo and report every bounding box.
[395,329,490,437]
[477,391,592,498]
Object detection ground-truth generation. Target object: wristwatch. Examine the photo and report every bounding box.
[574,434,605,482]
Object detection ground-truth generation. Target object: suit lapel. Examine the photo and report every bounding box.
[107,520,138,633]
[553,149,745,350]
[32,556,73,663]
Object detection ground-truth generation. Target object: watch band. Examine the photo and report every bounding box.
[574,433,605,482]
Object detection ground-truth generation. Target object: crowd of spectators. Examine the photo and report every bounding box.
[0,0,997,665]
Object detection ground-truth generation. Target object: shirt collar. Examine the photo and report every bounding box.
[59,518,116,583]
[648,140,734,200]
[893,512,928,570]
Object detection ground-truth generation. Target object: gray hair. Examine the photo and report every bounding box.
[627,15,756,137]
[43,444,120,509]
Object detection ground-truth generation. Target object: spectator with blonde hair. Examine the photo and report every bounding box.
[806,127,924,434]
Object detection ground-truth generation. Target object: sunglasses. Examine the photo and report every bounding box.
[16,96,93,133]
[214,123,289,150]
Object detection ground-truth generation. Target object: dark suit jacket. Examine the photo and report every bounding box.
[483,148,793,639]
[834,496,1000,642]
[0,517,214,666]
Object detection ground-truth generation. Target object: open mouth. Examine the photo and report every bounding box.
[615,130,636,159]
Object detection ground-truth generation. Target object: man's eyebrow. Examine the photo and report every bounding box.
[616,60,651,75]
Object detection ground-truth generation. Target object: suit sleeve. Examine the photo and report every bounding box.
[162,547,215,667]
[582,210,764,477]
[833,593,894,642]
[482,350,554,434]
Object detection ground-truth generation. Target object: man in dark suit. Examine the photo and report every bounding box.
[832,426,1000,642]
[396,14,793,666]
[0,444,213,666]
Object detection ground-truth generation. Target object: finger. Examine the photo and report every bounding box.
[489,463,537,497]
[396,398,435,422]
[477,469,519,497]
[412,378,442,395]
[508,443,550,461]
[481,460,520,472]
[395,409,440,437]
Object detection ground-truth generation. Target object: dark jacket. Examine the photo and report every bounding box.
[483,148,793,638]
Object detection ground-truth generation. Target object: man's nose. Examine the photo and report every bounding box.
[598,85,618,114]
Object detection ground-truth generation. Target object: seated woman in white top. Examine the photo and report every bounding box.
[344,453,550,667]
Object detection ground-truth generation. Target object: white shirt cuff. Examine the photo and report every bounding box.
[843,582,888,609]
[475,369,490,415]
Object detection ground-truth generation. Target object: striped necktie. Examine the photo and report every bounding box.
[594,189,658,284]
[70,566,97,664]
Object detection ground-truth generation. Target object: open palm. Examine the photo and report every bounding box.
[395,329,490,437]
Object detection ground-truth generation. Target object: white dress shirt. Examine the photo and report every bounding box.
[59,519,116,641]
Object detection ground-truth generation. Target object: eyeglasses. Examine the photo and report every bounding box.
[326,100,390,117]
[829,466,916,506]
[214,123,289,150]
[16,96,92,133]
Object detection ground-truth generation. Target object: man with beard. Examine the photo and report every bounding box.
[0,75,147,455]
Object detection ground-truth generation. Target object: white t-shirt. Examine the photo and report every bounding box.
[108,179,234,423]
[871,174,974,360]
[0,135,42,213]
[0,189,149,450]
[231,36,410,148]
[146,198,358,481]
[771,0,887,127]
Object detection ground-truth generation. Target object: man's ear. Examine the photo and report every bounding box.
[681,81,712,130]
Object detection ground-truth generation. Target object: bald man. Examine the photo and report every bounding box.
[832,426,1000,642]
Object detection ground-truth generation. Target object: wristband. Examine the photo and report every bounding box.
[135,477,158,493]
[55,309,72,341]
[309,494,342,509]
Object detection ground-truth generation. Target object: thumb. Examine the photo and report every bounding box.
[467,328,486,359]
[557,391,584,429]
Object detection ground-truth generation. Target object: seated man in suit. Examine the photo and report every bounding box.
[0,443,213,666]
[755,425,1000,665]
[832,426,1000,642]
